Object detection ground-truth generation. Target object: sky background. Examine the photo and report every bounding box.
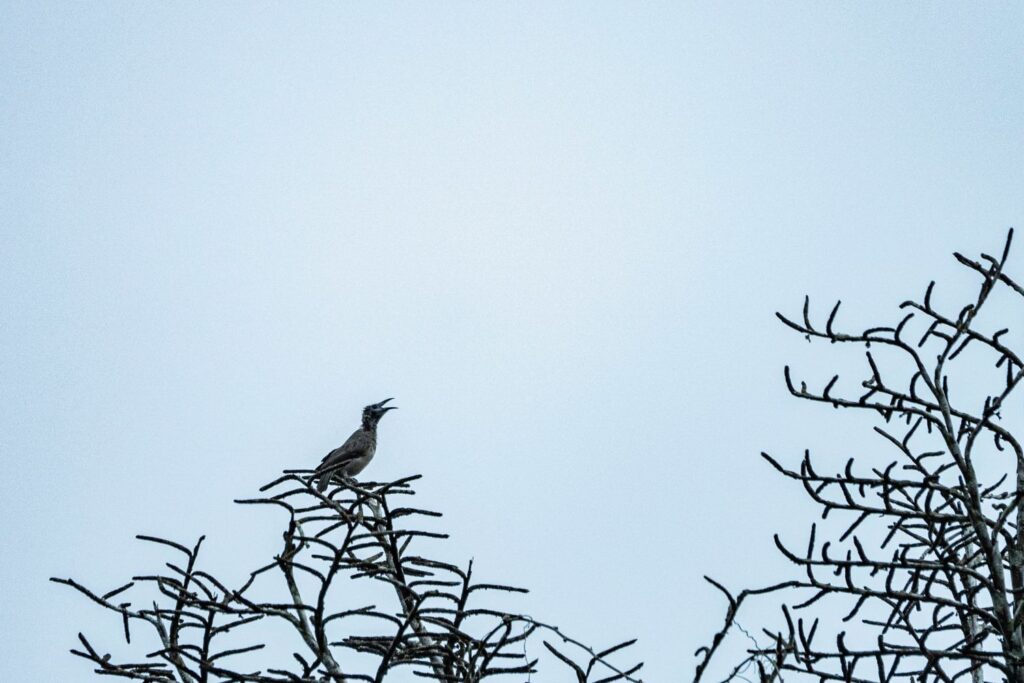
[3,3,1024,681]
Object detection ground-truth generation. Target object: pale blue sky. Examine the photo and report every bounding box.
[2,3,1023,681]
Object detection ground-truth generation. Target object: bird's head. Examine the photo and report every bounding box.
[362,397,397,428]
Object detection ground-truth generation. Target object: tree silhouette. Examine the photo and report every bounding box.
[696,230,1024,683]
[55,472,641,682]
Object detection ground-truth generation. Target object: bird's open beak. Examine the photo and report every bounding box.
[374,398,397,413]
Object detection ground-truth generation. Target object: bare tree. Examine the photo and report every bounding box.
[55,472,642,682]
[696,230,1024,683]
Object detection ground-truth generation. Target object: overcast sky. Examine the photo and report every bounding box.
[3,3,1024,681]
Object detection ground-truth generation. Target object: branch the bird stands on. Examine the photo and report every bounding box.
[54,471,642,682]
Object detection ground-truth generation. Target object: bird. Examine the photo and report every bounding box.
[314,398,397,491]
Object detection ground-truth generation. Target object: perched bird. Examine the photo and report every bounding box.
[315,398,397,491]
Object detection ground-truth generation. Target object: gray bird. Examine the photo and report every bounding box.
[315,398,397,491]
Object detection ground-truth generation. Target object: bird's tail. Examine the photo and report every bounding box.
[315,470,331,492]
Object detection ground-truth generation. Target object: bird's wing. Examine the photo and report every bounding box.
[315,430,370,491]
[318,430,366,469]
